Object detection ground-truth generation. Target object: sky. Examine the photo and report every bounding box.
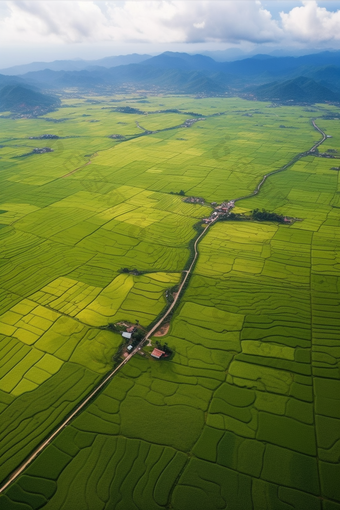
[1,0,340,68]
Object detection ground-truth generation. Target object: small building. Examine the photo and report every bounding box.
[221,207,228,213]
[151,348,165,359]
[122,332,132,339]
[127,344,134,352]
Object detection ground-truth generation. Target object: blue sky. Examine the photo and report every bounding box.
[1,1,340,67]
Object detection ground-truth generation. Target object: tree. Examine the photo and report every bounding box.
[132,330,144,341]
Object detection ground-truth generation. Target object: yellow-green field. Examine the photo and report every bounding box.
[0,96,339,510]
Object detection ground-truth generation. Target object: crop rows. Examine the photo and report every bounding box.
[1,99,340,509]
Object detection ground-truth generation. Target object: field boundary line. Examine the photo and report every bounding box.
[0,119,328,494]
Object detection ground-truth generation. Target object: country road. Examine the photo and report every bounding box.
[0,348,137,493]
[145,218,218,343]
[0,118,328,494]
[234,118,327,203]
[310,119,327,151]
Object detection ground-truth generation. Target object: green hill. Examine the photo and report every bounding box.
[252,76,340,103]
[0,85,60,114]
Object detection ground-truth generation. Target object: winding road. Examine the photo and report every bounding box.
[0,118,328,494]
[234,118,327,203]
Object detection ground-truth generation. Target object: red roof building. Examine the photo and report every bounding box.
[151,348,165,359]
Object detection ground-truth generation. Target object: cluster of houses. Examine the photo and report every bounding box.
[182,118,205,128]
[122,326,138,354]
[184,196,205,205]
[29,134,59,140]
[122,326,168,360]
[203,200,235,224]
[317,152,338,159]
[32,147,54,154]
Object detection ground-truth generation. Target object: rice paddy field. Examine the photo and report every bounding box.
[0,96,339,509]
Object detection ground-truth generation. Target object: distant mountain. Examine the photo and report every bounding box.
[308,66,340,92]
[142,52,220,72]
[22,69,104,89]
[5,49,340,81]
[93,54,151,68]
[252,76,340,103]
[201,48,247,62]
[0,85,61,114]
[220,51,340,79]
[0,73,24,88]
[21,64,228,94]
[250,54,273,60]
[4,51,340,101]
[0,54,151,76]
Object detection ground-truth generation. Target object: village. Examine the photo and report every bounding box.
[111,321,174,362]
[109,198,238,363]
[203,200,235,223]
[108,195,295,366]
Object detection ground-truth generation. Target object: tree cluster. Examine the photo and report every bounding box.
[120,268,141,275]
[252,208,286,223]
[170,190,185,196]
[155,340,173,356]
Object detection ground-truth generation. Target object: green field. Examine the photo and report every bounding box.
[0,96,339,509]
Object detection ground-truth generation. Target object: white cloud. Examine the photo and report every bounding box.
[193,22,205,30]
[0,1,282,46]
[0,1,111,44]
[0,1,340,49]
[280,1,340,42]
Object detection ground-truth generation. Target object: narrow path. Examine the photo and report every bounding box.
[0,119,328,494]
[234,118,327,203]
[61,160,92,178]
[135,121,148,132]
[61,116,205,180]
[0,348,137,493]
[145,218,217,344]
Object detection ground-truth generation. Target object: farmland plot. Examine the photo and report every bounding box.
[0,98,340,509]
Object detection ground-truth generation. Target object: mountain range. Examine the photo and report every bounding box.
[1,50,340,111]
[0,54,151,76]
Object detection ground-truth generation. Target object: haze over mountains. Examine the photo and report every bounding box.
[0,54,151,76]
[1,50,340,113]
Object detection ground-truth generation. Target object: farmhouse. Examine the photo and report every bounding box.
[151,348,165,359]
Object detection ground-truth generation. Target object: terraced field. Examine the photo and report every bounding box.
[0,97,339,509]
